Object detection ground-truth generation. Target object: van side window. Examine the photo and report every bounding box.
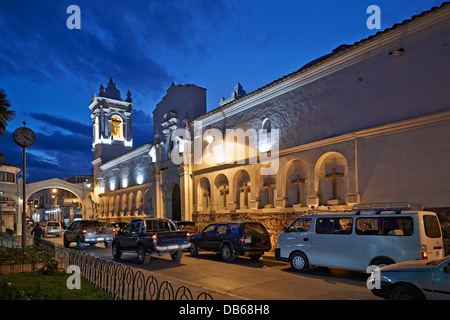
[423,215,441,238]
[356,217,413,236]
[287,218,311,232]
[315,218,353,235]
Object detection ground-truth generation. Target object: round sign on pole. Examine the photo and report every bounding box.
[13,126,36,148]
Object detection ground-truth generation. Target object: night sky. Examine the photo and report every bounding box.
[0,0,443,182]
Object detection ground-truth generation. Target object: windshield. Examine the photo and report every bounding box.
[243,223,268,235]
[47,222,59,226]
[79,221,104,228]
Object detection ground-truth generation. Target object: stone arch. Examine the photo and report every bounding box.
[232,169,251,209]
[26,178,83,202]
[165,183,180,220]
[121,194,128,215]
[128,192,135,215]
[83,193,94,220]
[197,177,211,211]
[214,173,229,210]
[114,195,120,216]
[109,196,114,216]
[135,190,143,215]
[315,151,348,205]
[110,114,124,141]
[283,159,309,207]
[143,189,152,215]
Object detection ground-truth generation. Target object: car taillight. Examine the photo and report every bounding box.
[186,232,190,238]
[421,244,428,259]
[152,234,157,245]
[82,229,87,235]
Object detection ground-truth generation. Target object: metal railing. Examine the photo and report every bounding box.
[0,237,214,300]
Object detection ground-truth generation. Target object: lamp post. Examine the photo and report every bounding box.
[13,123,36,248]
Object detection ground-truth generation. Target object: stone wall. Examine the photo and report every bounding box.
[193,208,450,256]
[193,211,298,250]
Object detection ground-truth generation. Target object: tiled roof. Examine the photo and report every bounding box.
[193,2,449,122]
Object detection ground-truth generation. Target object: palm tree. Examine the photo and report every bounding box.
[0,88,16,160]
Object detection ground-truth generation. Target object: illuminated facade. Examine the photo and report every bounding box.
[90,4,450,251]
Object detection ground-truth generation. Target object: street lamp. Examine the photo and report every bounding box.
[13,123,36,248]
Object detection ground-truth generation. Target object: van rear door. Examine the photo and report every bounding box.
[421,214,444,260]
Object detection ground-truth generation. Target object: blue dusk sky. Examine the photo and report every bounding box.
[0,0,444,182]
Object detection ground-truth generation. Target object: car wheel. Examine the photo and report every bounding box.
[390,285,425,300]
[170,250,183,261]
[137,245,150,264]
[290,252,309,273]
[221,244,236,262]
[63,236,70,248]
[76,237,85,250]
[190,241,199,257]
[112,242,122,260]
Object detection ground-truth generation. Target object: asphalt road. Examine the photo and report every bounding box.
[44,235,380,300]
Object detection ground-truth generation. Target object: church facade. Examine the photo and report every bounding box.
[89,4,450,252]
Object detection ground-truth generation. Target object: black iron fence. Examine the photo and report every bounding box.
[0,236,214,300]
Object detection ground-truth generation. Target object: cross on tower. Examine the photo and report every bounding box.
[239,182,251,208]
[219,185,229,209]
[325,168,344,200]
[263,177,277,207]
[291,175,306,205]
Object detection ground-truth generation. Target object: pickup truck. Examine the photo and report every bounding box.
[64,220,115,249]
[111,218,191,264]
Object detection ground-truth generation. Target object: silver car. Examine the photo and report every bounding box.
[43,221,62,237]
[368,256,450,300]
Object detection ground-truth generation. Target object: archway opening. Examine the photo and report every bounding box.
[166,183,181,221]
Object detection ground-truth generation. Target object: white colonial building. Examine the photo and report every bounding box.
[89,4,450,252]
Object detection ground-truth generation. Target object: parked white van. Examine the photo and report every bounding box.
[275,203,444,273]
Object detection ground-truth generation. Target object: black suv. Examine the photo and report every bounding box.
[190,221,271,262]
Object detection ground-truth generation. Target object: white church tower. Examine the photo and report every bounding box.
[89,78,134,180]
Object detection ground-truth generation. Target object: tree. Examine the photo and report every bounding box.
[0,88,16,160]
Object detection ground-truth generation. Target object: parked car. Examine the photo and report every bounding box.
[64,220,114,249]
[112,218,191,264]
[174,221,200,236]
[190,221,272,262]
[105,222,127,234]
[43,221,62,237]
[276,203,444,272]
[368,256,450,300]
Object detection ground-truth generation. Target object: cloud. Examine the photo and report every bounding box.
[30,112,91,137]
[0,0,233,97]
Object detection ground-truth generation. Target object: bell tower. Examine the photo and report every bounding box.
[89,78,133,178]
